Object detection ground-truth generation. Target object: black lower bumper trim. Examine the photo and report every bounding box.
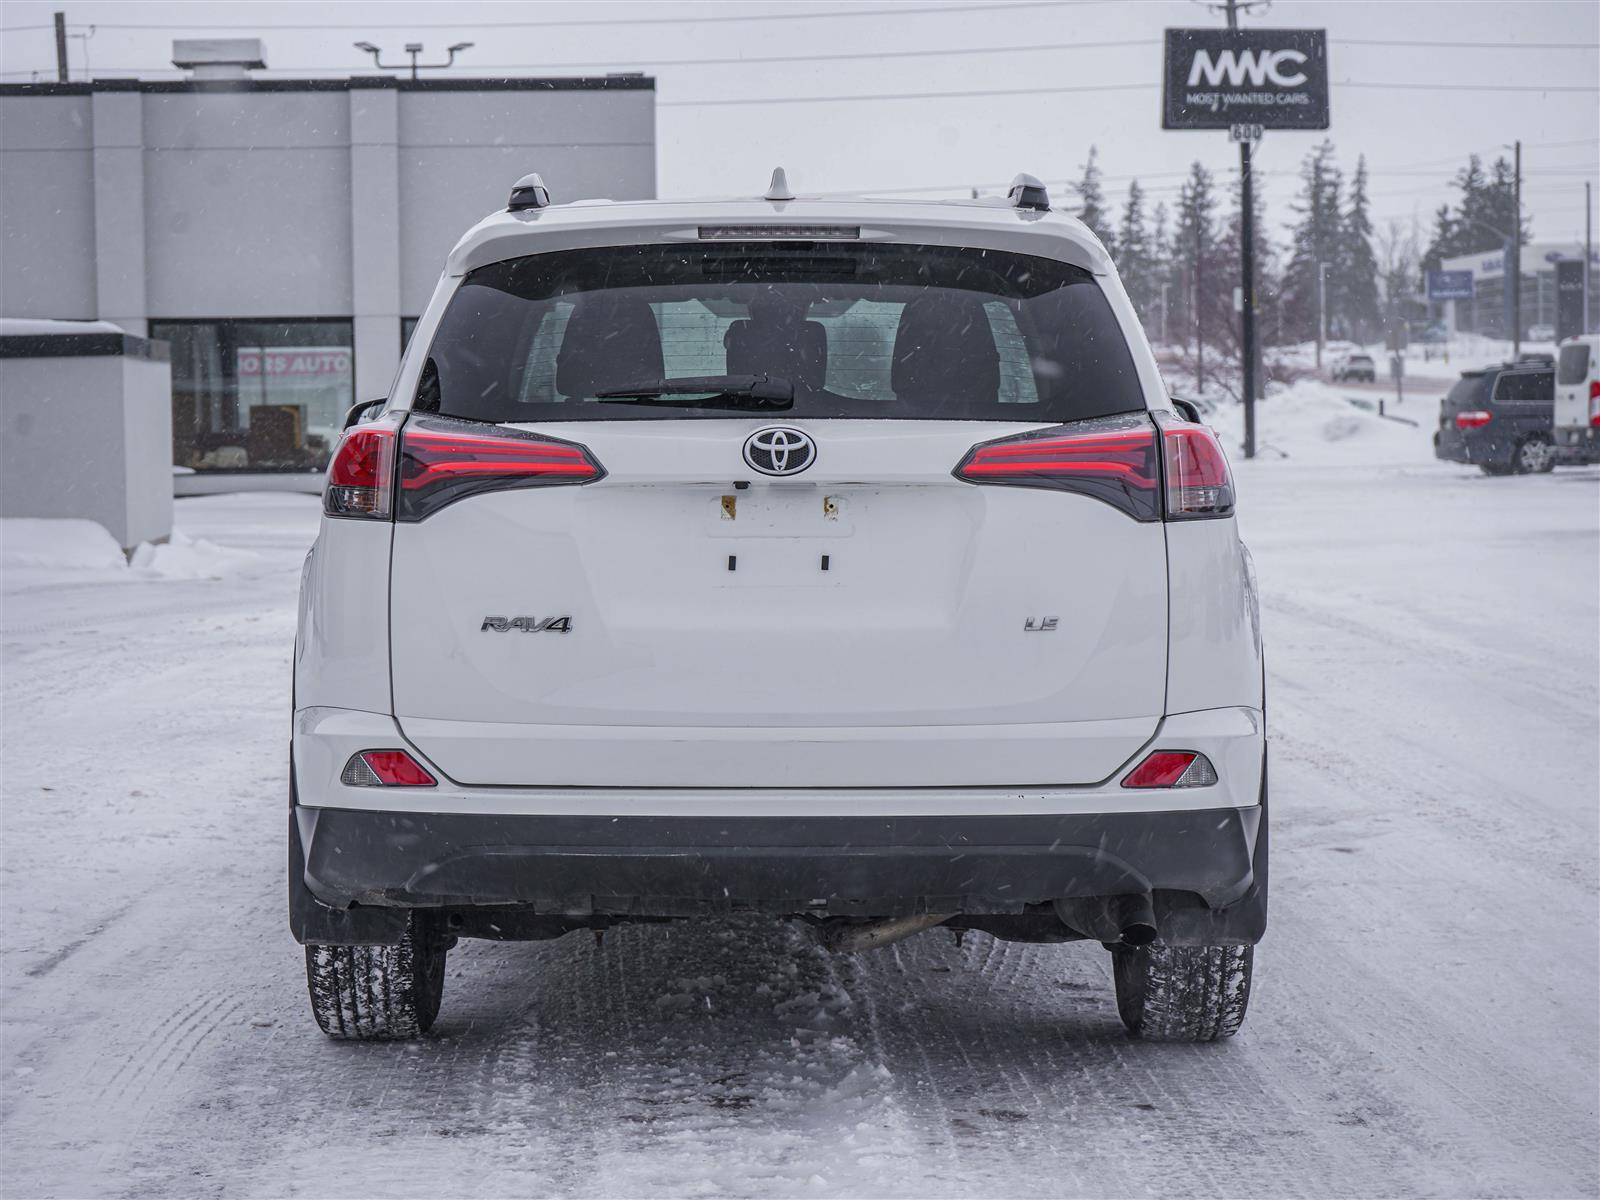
[293,804,1262,930]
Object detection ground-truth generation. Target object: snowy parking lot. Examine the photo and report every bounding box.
[2,395,1596,1198]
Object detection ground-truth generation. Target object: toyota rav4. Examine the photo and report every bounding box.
[291,171,1268,1043]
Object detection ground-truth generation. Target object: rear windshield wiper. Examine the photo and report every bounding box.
[594,374,794,411]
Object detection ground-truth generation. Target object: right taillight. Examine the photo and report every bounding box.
[1455,409,1493,430]
[1157,417,1235,519]
[952,412,1235,522]
[952,416,1161,521]
[1588,380,1600,425]
[324,421,398,519]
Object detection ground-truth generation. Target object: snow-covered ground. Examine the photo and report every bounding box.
[3,390,1597,1198]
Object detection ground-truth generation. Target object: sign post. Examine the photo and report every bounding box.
[1163,25,1330,460]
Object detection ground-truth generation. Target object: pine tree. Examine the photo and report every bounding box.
[1171,161,1220,381]
[1336,156,1382,343]
[1117,180,1154,325]
[1422,154,1528,268]
[1282,139,1344,343]
[1073,145,1116,258]
[1150,200,1173,345]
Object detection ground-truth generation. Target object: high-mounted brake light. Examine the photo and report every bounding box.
[953,417,1161,521]
[340,749,437,788]
[324,422,397,519]
[1121,751,1218,790]
[1160,419,1235,519]
[397,415,605,521]
[1455,409,1493,430]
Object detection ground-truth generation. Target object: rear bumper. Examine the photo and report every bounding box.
[294,803,1262,922]
[1554,425,1600,463]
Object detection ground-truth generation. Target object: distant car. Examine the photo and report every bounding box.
[1554,334,1600,465]
[1421,323,1450,344]
[1527,323,1557,343]
[1331,353,1376,383]
[1434,361,1556,475]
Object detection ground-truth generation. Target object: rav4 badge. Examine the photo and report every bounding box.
[481,616,573,633]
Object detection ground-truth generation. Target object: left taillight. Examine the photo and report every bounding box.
[397,415,605,521]
[324,421,398,519]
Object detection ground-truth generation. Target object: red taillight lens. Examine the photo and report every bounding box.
[1589,380,1600,425]
[340,749,437,788]
[1160,420,1235,519]
[324,423,397,519]
[1121,750,1218,789]
[952,418,1161,521]
[1455,409,1493,430]
[397,415,605,521]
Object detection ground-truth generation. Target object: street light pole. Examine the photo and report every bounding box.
[353,40,474,78]
[1317,260,1329,370]
[1586,180,1592,335]
[1160,281,1171,345]
[1511,139,1522,357]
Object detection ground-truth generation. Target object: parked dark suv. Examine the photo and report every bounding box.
[1434,361,1555,475]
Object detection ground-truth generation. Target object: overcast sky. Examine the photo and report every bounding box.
[3,0,1596,248]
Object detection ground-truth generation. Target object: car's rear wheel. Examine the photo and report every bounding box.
[1513,436,1555,475]
[1111,943,1254,1041]
[305,915,447,1040]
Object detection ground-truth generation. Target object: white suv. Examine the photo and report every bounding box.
[291,172,1267,1043]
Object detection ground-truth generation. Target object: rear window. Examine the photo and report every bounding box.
[1444,374,1489,409]
[1557,342,1591,385]
[1492,370,1553,404]
[416,242,1143,423]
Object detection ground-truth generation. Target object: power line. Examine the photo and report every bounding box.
[661,79,1597,106]
[0,2,1074,34]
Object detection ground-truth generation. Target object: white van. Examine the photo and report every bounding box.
[1554,335,1600,464]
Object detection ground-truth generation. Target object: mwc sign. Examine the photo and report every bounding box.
[1163,29,1329,131]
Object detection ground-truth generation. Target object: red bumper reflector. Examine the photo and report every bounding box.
[1121,750,1219,789]
[341,749,437,788]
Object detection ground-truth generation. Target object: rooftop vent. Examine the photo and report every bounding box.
[172,38,267,80]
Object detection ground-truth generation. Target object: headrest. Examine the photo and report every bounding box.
[555,296,665,398]
[724,318,828,391]
[891,293,1000,409]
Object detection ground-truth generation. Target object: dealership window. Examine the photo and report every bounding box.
[152,320,353,473]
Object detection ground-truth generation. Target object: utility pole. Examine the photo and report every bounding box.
[1160,281,1171,345]
[1194,216,1205,391]
[53,12,68,82]
[1511,139,1522,357]
[1214,0,1267,456]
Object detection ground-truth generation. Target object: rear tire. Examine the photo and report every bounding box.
[1112,943,1253,1041]
[305,915,447,1040]
[1512,436,1554,475]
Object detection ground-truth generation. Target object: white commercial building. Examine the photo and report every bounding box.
[1437,240,1598,340]
[0,41,656,491]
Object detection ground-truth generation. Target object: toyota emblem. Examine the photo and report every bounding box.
[742,427,816,476]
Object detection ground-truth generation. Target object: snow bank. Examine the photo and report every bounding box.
[0,519,258,583]
[1208,378,1433,466]
[129,529,259,579]
[0,519,126,570]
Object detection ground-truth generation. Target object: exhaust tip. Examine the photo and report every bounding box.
[1119,922,1159,947]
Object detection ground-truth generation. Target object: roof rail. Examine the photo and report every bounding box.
[1007,173,1050,212]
